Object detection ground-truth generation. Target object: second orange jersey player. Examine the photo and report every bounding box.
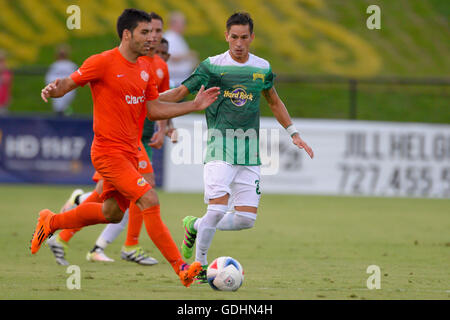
[32,8,220,287]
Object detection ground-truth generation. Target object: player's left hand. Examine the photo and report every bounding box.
[292,133,314,159]
[193,85,220,110]
[149,130,165,149]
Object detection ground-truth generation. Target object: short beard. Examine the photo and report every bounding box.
[130,36,147,57]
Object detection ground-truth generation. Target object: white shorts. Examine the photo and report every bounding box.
[203,160,261,208]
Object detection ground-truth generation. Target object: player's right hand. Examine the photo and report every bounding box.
[41,78,60,103]
[292,134,314,159]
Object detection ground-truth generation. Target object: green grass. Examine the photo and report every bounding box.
[0,184,449,299]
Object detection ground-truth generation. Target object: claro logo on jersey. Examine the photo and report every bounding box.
[125,90,146,105]
[223,86,253,107]
[125,95,145,104]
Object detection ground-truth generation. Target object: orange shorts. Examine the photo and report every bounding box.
[137,140,154,174]
[91,148,152,212]
[92,141,153,182]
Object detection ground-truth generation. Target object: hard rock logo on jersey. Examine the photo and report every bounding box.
[223,87,253,107]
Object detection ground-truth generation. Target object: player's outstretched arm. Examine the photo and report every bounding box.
[147,85,219,120]
[41,77,78,102]
[158,84,190,103]
[262,86,314,159]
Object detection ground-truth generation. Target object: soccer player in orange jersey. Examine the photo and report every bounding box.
[120,12,172,262]
[87,12,174,264]
[32,8,220,287]
[49,13,174,266]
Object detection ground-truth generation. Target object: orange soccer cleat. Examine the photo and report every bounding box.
[30,209,55,254]
[179,261,203,288]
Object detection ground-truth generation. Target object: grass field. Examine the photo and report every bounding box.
[0,184,449,300]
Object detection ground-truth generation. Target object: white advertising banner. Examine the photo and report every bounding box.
[163,115,450,198]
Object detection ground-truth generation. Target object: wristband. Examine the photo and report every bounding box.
[286,124,299,137]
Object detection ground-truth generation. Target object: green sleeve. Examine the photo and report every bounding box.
[263,67,276,90]
[181,59,210,93]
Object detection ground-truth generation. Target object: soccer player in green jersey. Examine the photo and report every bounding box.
[159,12,314,282]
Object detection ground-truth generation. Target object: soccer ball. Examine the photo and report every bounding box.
[207,256,244,291]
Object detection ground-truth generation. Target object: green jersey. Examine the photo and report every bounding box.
[182,51,275,165]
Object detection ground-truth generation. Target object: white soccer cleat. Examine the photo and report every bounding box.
[86,248,114,262]
[60,188,84,212]
[47,234,70,266]
[121,246,158,266]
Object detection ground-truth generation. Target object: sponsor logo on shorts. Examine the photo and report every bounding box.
[137,177,148,187]
[141,70,149,82]
[139,160,148,169]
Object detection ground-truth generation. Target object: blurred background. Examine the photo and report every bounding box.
[0,0,449,193]
[0,0,448,120]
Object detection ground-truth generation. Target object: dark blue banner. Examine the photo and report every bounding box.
[0,115,164,186]
[0,115,95,184]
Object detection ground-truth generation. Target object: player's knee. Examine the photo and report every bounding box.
[136,189,159,210]
[102,198,124,223]
[103,208,124,223]
[206,204,228,224]
[234,211,257,230]
[107,213,124,223]
[208,193,230,205]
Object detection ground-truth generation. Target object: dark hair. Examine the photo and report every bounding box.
[160,37,168,46]
[117,8,151,40]
[226,12,253,34]
[149,12,164,25]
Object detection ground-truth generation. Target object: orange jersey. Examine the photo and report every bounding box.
[142,54,170,93]
[70,47,159,155]
[137,54,170,134]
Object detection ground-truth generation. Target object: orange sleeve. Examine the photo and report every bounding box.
[70,53,106,87]
[159,63,170,93]
[145,67,159,102]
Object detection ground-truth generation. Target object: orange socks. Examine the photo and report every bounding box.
[125,202,144,247]
[141,205,185,274]
[58,227,81,242]
[82,190,103,204]
[50,202,108,233]
[58,190,104,242]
